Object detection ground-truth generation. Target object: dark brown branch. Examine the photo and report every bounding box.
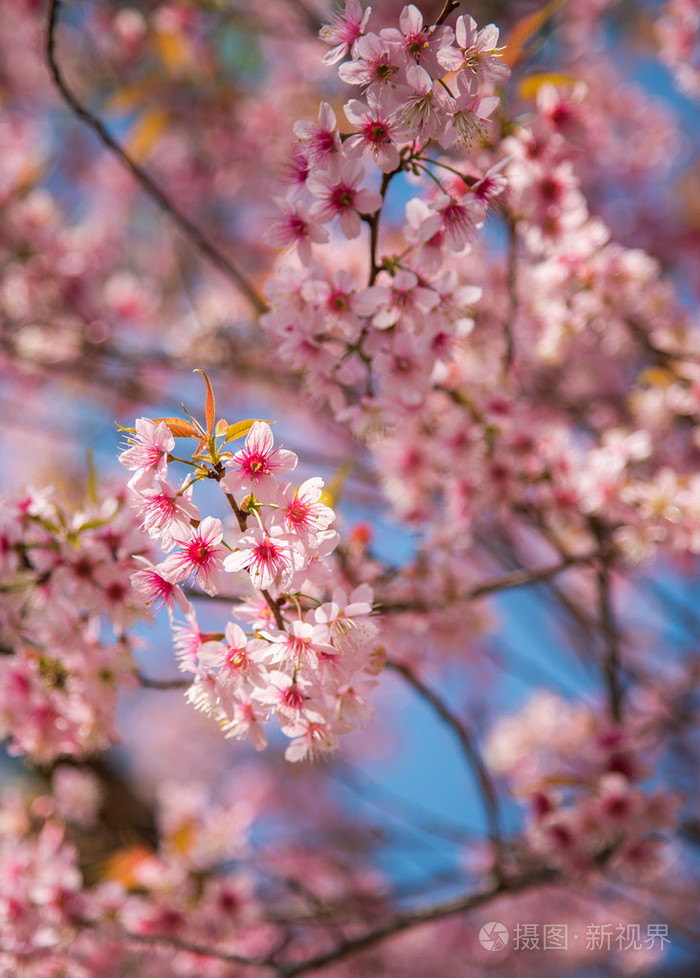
[589,519,623,722]
[277,866,559,977]
[46,0,268,316]
[385,660,503,858]
[117,926,274,969]
[503,210,518,377]
[223,491,249,532]
[262,588,287,630]
[368,170,396,285]
[137,673,189,690]
[598,559,622,722]
[378,551,598,613]
[434,0,462,28]
[76,866,561,977]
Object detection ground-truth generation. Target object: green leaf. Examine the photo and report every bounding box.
[223,419,274,444]
[85,448,99,506]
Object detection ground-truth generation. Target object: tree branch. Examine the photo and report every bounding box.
[277,866,559,977]
[377,550,598,613]
[598,559,622,722]
[385,660,503,859]
[589,519,623,722]
[46,0,268,316]
[434,1,462,28]
[503,210,518,378]
[137,673,189,690]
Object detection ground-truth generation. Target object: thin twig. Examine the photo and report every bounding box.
[377,550,598,613]
[589,519,623,722]
[503,210,518,377]
[262,588,286,630]
[598,559,622,722]
[385,661,503,859]
[368,171,395,284]
[118,927,274,969]
[137,673,189,690]
[46,0,268,316]
[277,867,559,977]
[434,0,462,28]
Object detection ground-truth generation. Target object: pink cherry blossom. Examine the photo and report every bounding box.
[263,198,329,264]
[118,419,174,489]
[437,14,511,84]
[293,102,342,170]
[223,524,302,591]
[319,0,372,66]
[278,477,335,540]
[308,157,383,239]
[343,93,402,172]
[160,517,227,596]
[222,421,297,499]
[380,3,454,75]
[394,64,446,140]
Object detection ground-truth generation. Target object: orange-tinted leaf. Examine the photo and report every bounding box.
[168,821,195,856]
[103,81,157,114]
[639,367,674,388]
[503,0,565,69]
[519,71,579,99]
[100,845,153,888]
[153,26,195,76]
[126,108,170,162]
[194,369,216,436]
[152,416,202,438]
[223,419,274,444]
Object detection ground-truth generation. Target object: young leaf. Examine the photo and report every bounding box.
[223,419,274,444]
[126,108,170,162]
[194,369,216,437]
[518,72,579,99]
[503,0,565,69]
[152,417,202,438]
[85,448,99,507]
[321,458,354,506]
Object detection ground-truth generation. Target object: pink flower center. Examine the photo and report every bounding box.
[362,119,389,146]
[225,646,247,670]
[286,500,310,528]
[252,538,289,578]
[283,685,304,710]
[187,538,213,567]
[331,184,355,211]
[241,452,271,478]
[315,130,336,156]
[405,32,429,55]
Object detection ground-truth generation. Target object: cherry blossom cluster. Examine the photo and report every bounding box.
[261,1,509,421]
[0,763,392,977]
[0,771,253,976]
[0,485,147,762]
[358,70,700,570]
[119,388,381,761]
[485,691,680,877]
[656,0,700,99]
[0,793,84,969]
